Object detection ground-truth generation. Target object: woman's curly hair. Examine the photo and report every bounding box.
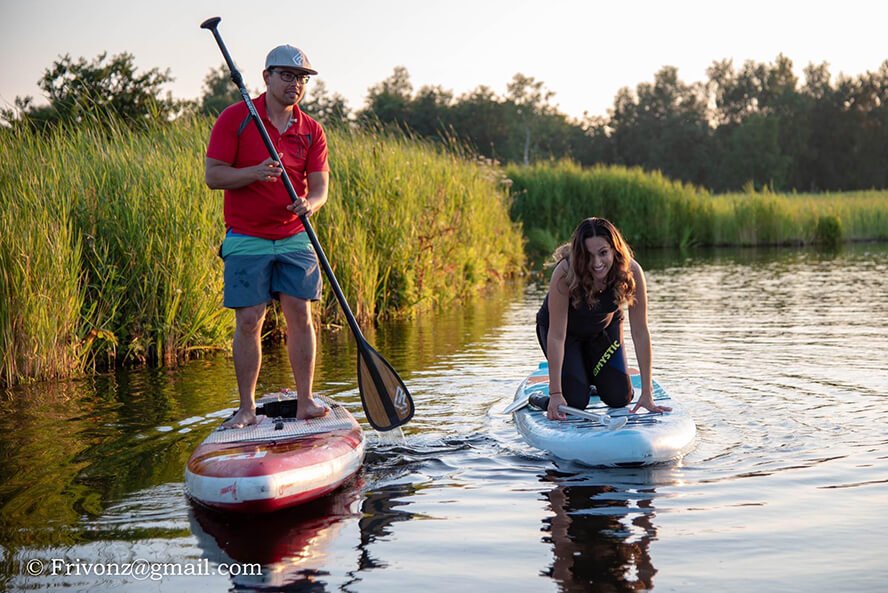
[554,217,636,308]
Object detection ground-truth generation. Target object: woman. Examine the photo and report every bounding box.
[536,217,671,420]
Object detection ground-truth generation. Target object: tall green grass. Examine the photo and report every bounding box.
[0,130,84,385]
[508,161,714,253]
[0,119,523,386]
[508,161,888,253]
[1,119,229,385]
[320,129,524,321]
[712,189,888,245]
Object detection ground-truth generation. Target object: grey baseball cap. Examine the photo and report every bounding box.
[264,45,317,75]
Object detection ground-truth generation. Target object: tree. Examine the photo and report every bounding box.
[851,61,888,188]
[198,64,242,116]
[450,85,513,160]
[707,59,757,125]
[799,66,862,191]
[346,56,888,192]
[2,52,179,129]
[409,85,454,137]
[361,66,414,125]
[609,67,712,185]
[713,114,791,191]
[300,79,352,128]
[506,74,557,164]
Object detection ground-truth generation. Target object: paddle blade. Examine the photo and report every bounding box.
[357,343,414,431]
[503,395,530,414]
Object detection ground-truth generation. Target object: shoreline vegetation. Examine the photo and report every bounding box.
[2,121,886,386]
[509,161,888,256]
[0,118,524,386]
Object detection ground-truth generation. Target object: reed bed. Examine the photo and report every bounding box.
[0,119,523,385]
[0,130,83,385]
[507,161,888,253]
[712,190,888,246]
[321,129,524,321]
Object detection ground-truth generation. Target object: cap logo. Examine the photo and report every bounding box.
[292,54,303,66]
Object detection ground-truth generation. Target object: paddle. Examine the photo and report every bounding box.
[502,395,532,415]
[505,391,627,429]
[503,384,607,414]
[559,406,628,429]
[201,17,414,432]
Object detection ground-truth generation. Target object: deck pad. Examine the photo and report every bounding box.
[203,396,357,444]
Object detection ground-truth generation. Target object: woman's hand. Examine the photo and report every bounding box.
[631,388,672,414]
[547,392,568,421]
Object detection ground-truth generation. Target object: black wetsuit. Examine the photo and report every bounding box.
[536,283,633,409]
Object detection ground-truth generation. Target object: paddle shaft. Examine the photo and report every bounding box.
[502,394,530,414]
[201,17,411,430]
[507,390,650,428]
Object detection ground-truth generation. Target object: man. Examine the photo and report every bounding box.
[205,44,330,427]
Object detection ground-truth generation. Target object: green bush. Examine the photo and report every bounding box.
[814,215,843,248]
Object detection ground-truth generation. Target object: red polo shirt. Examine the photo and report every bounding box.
[207,94,329,239]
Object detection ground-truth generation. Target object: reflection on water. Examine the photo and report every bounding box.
[2,244,887,592]
[189,481,362,590]
[541,468,665,592]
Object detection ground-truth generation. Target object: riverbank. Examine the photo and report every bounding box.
[508,160,888,255]
[4,124,887,385]
[0,119,524,385]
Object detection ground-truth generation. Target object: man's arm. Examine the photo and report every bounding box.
[205,155,284,190]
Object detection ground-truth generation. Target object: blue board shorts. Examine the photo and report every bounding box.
[220,231,322,308]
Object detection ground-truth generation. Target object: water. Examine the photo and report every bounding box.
[2,244,887,592]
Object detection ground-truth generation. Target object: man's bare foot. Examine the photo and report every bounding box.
[297,398,329,420]
[221,407,258,429]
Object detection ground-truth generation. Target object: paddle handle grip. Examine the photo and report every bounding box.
[200,17,221,30]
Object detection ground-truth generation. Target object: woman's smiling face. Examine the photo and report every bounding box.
[584,236,613,281]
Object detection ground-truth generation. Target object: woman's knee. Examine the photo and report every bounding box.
[562,376,593,410]
[596,375,633,408]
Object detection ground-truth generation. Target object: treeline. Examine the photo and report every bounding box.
[6,52,886,193]
[9,52,888,194]
[353,57,888,193]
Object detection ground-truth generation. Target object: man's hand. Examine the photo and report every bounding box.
[205,153,285,190]
[253,155,283,183]
[286,197,313,217]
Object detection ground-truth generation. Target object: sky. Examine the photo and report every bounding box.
[1,0,886,121]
